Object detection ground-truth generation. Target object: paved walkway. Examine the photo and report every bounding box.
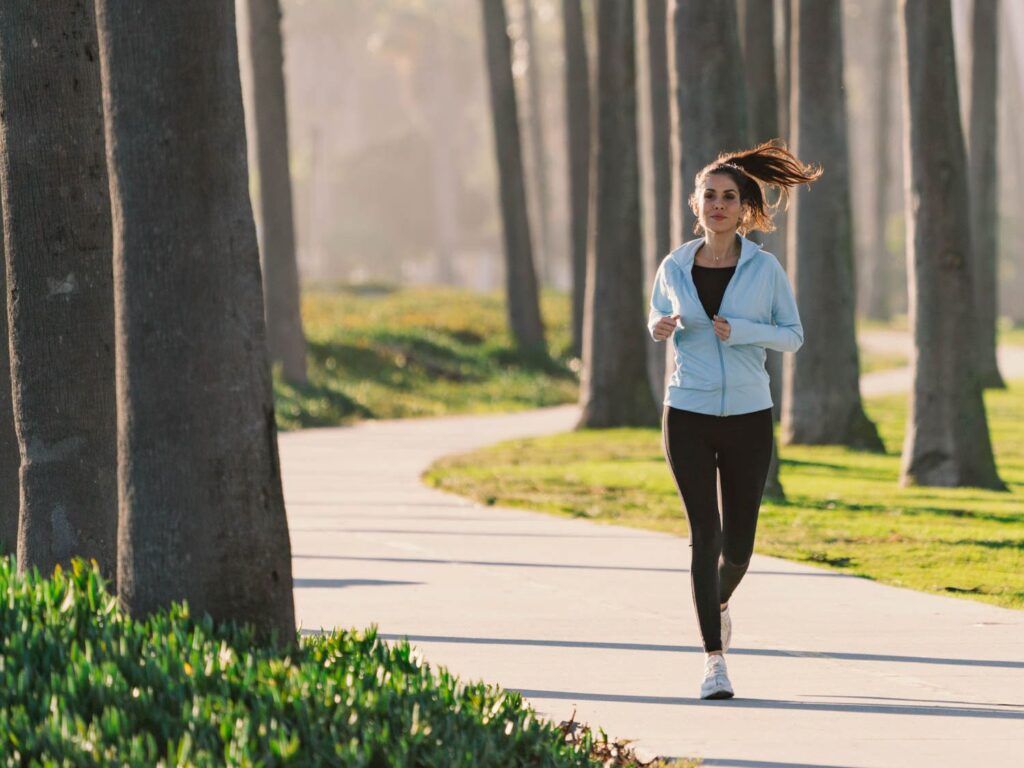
[280,343,1024,768]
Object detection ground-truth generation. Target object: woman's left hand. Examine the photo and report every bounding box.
[712,315,731,341]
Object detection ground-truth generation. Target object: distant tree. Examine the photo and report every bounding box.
[967,0,1004,388]
[245,0,308,385]
[862,1,896,322]
[641,0,671,398]
[578,0,655,428]
[562,0,590,358]
[0,235,16,557]
[738,0,786,498]
[673,0,747,240]
[0,2,118,578]
[479,0,546,352]
[522,0,554,285]
[899,0,1004,490]
[779,0,792,143]
[783,0,883,451]
[94,0,297,638]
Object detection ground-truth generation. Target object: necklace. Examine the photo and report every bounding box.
[706,238,734,264]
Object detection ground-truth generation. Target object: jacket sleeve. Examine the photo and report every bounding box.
[647,259,676,342]
[722,261,804,352]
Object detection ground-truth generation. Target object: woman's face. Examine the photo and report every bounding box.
[699,173,743,235]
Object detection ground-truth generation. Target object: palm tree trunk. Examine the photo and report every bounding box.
[245,0,308,385]
[0,233,17,557]
[899,0,1005,490]
[641,0,671,404]
[523,0,554,285]
[562,0,590,358]
[783,0,883,451]
[578,0,656,428]
[968,0,1005,388]
[0,1,118,579]
[95,0,297,639]
[480,0,546,353]
[673,0,748,240]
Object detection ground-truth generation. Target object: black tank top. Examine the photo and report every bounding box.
[692,264,736,319]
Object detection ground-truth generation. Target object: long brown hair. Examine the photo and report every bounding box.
[688,140,823,234]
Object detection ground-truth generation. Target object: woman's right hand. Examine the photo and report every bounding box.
[653,314,680,341]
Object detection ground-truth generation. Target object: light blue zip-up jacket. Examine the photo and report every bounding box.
[648,235,803,416]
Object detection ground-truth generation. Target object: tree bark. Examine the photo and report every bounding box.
[0,233,17,557]
[523,0,554,285]
[578,0,655,428]
[641,0,671,404]
[967,0,1004,388]
[672,0,748,241]
[245,0,308,385]
[94,0,297,639]
[0,1,118,579]
[898,0,1004,490]
[480,0,546,353]
[782,0,883,451]
[562,0,590,358]
[863,0,895,322]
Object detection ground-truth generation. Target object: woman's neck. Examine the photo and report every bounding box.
[703,229,738,262]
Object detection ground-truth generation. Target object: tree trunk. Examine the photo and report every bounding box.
[480,0,546,353]
[94,0,297,639]
[245,0,308,385]
[578,0,655,428]
[0,1,118,579]
[968,0,1005,388]
[673,0,748,241]
[0,234,17,557]
[641,0,671,405]
[739,0,785,498]
[523,0,554,285]
[779,0,792,143]
[782,0,883,451]
[863,0,896,322]
[899,0,1004,490]
[562,0,590,358]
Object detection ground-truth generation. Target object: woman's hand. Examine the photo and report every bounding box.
[653,314,680,341]
[712,314,731,341]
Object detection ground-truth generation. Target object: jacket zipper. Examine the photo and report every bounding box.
[716,336,727,416]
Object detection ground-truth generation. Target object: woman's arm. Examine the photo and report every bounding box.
[647,259,677,341]
[721,261,804,352]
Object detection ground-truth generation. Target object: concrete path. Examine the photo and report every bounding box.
[280,397,1024,768]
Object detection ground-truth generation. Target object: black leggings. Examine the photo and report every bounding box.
[662,406,773,653]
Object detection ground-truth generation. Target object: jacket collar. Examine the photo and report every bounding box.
[670,234,761,271]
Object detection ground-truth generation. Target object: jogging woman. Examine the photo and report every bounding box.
[648,141,820,699]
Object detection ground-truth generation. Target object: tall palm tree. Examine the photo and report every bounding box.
[479,0,546,353]
[94,0,297,639]
[562,0,590,358]
[783,0,883,451]
[578,0,655,428]
[522,0,554,285]
[968,0,1005,388]
[899,0,1004,490]
[244,0,308,385]
[0,234,16,557]
[0,1,118,579]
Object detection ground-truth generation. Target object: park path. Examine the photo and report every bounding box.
[279,336,1024,768]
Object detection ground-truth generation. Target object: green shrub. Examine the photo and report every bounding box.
[0,557,605,767]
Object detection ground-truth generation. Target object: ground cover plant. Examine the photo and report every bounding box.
[272,286,577,430]
[426,384,1024,610]
[0,557,698,767]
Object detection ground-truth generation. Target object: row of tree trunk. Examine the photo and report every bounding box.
[481,0,1005,490]
[0,0,303,641]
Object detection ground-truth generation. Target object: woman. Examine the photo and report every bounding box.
[648,141,819,699]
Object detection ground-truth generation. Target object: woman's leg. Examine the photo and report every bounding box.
[716,408,774,604]
[663,407,724,653]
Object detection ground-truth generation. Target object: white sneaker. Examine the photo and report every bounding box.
[700,653,735,699]
[721,604,732,652]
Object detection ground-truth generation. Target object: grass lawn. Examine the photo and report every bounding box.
[273,285,578,430]
[426,384,1024,610]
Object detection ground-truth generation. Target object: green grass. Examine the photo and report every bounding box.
[426,384,1024,610]
[0,557,690,767]
[273,285,578,431]
[858,347,908,374]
